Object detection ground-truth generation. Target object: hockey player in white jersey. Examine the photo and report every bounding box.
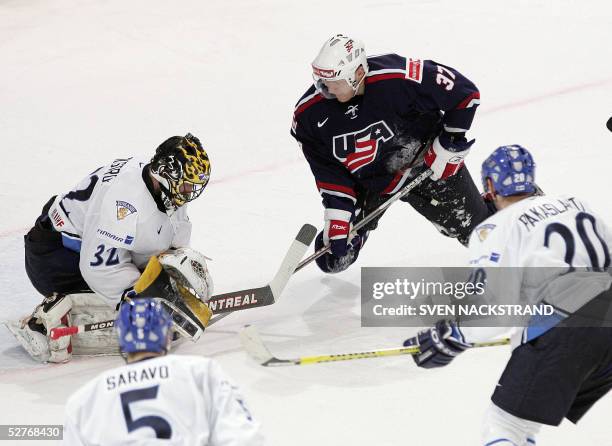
[10,133,214,363]
[64,298,265,445]
[403,145,612,445]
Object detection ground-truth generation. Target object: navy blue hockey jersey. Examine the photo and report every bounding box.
[290,54,480,216]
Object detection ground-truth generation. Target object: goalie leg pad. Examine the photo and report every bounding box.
[70,293,121,356]
[8,294,73,363]
[32,294,72,362]
[5,320,51,362]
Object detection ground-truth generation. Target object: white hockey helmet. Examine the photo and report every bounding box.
[311,34,369,99]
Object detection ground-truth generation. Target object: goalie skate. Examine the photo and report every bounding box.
[4,320,51,362]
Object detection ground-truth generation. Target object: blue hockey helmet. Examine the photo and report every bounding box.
[481,145,536,197]
[116,298,173,354]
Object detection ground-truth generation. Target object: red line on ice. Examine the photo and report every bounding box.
[2,77,611,240]
[480,77,612,115]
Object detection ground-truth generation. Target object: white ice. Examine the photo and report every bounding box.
[0,0,610,444]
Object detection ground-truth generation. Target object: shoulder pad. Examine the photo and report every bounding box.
[293,88,324,119]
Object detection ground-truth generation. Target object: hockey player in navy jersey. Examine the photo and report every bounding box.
[291,34,493,273]
[404,145,612,445]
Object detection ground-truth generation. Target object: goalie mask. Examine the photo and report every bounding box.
[150,133,211,212]
[311,34,368,99]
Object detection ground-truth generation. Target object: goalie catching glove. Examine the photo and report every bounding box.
[124,247,214,341]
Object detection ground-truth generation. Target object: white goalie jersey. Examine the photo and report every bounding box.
[46,157,192,302]
[461,194,612,347]
[63,355,265,445]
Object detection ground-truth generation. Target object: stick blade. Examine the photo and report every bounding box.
[269,224,317,299]
[239,325,275,365]
[296,223,318,245]
[239,325,297,366]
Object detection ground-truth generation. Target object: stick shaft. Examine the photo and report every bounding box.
[49,320,115,340]
[274,338,511,366]
[294,169,432,272]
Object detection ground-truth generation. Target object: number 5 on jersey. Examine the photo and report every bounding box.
[120,385,172,439]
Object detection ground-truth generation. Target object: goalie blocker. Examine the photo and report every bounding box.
[131,249,213,341]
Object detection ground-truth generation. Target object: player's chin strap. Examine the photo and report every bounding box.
[349,72,366,96]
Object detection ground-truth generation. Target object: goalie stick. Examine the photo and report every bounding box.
[206,223,316,315]
[50,224,317,340]
[239,325,510,367]
[50,320,115,340]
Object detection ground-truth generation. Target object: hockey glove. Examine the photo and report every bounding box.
[315,229,368,274]
[424,132,474,181]
[403,320,471,369]
[129,256,212,335]
[323,208,357,258]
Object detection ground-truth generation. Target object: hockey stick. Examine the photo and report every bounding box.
[50,320,115,340]
[294,169,433,273]
[206,223,317,315]
[239,325,510,367]
[50,224,317,339]
[206,223,317,325]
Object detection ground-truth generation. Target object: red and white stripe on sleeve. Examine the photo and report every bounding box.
[316,181,357,205]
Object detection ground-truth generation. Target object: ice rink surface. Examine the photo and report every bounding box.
[0,0,611,444]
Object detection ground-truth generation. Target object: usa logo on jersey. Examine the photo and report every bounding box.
[332,121,394,173]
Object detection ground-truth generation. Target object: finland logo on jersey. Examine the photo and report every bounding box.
[475,223,496,242]
[332,121,394,173]
[116,201,137,220]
